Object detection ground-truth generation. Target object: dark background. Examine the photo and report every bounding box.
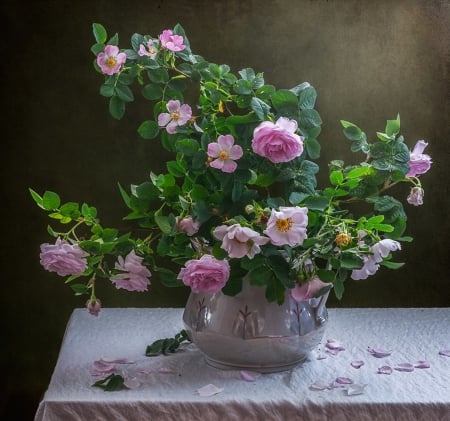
[1,0,449,419]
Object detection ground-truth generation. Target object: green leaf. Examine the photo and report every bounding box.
[29,188,43,208]
[299,109,322,128]
[92,373,125,391]
[330,170,344,186]
[100,84,115,97]
[115,84,134,102]
[154,214,172,234]
[298,86,317,109]
[385,114,400,137]
[109,96,125,120]
[145,330,190,356]
[42,191,60,210]
[142,84,164,100]
[346,166,371,179]
[380,260,405,269]
[343,125,363,141]
[304,137,321,159]
[92,23,107,44]
[138,120,159,139]
[250,97,270,120]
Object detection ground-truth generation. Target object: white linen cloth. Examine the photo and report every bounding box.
[35,307,450,421]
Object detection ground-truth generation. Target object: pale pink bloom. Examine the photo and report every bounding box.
[158,100,192,134]
[406,140,432,177]
[86,298,102,316]
[159,29,186,52]
[40,237,88,276]
[177,254,230,293]
[291,277,331,302]
[207,135,243,173]
[96,45,127,76]
[351,239,401,280]
[264,206,308,246]
[213,224,269,259]
[251,117,304,163]
[407,186,424,206]
[110,250,151,292]
[177,216,200,236]
[138,39,158,59]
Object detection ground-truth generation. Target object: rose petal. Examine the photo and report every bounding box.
[345,384,366,396]
[394,363,414,372]
[336,377,353,384]
[317,353,328,360]
[197,384,224,397]
[92,360,116,372]
[368,346,392,358]
[326,339,345,351]
[124,377,141,389]
[240,371,257,382]
[439,349,450,357]
[378,365,393,375]
[310,381,331,391]
[101,356,135,364]
[351,360,365,369]
[414,360,430,369]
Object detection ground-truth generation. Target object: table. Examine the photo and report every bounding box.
[35,308,450,421]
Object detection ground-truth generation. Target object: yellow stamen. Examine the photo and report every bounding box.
[170,111,180,120]
[335,232,352,247]
[219,150,229,161]
[276,218,293,232]
[218,101,225,113]
[106,57,117,68]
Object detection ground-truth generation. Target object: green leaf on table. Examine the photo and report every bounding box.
[145,329,191,356]
[92,373,125,391]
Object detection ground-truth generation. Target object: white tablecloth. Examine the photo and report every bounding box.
[35,307,450,421]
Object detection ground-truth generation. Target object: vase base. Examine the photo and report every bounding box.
[204,355,307,373]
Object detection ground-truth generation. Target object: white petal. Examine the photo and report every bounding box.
[240,371,257,382]
[414,360,430,369]
[394,363,415,372]
[197,384,224,397]
[336,377,353,384]
[368,346,392,358]
[124,377,141,389]
[345,384,366,396]
[351,360,365,369]
[310,381,331,391]
[439,349,450,357]
[378,365,393,375]
[92,360,115,372]
[101,356,135,364]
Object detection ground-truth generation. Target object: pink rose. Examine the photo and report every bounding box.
[159,29,186,52]
[86,298,102,316]
[177,254,230,293]
[96,45,127,76]
[251,117,304,163]
[406,140,432,177]
[213,224,269,259]
[407,186,424,206]
[40,237,88,276]
[263,206,308,246]
[158,100,192,134]
[207,134,243,173]
[291,277,331,302]
[177,216,200,236]
[110,250,151,292]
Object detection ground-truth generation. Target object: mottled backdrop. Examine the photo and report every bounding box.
[1,0,449,418]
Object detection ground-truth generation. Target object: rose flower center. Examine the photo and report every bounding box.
[219,150,229,160]
[106,57,117,68]
[275,218,293,232]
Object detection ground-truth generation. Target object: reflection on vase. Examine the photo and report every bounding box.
[183,279,329,373]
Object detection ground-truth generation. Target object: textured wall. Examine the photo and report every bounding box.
[1,0,449,418]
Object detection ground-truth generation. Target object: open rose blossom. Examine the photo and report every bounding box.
[406,140,432,177]
[110,250,151,292]
[177,254,230,293]
[159,29,186,52]
[264,206,308,246]
[251,117,304,163]
[40,237,88,276]
[207,134,243,173]
[158,100,192,134]
[213,224,270,259]
[177,216,200,236]
[291,277,331,301]
[96,45,127,76]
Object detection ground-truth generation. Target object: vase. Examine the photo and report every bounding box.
[182,278,329,373]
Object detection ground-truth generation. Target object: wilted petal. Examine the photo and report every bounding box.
[394,363,415,372]
[310,381,331,391]
[378,365,393,375]
[439,349,450,357]
[92,360,115,372]
[240,371,257,382]
[351,360,365,369]
[414,360,430,369]
[368,346,392,358]
[197,384,224,397]
[124,377,141,389]
[345,384,366,396]
[101,356,135,364]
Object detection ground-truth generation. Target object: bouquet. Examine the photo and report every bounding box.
[30,23,432,316]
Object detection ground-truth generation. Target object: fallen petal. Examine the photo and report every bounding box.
[345,383,366,396]
[368,347,392,358]
[317,353,328,360]
[414,360,430,369]
[326,339,345,351]
[310,381,331,391]
[124,377,141,389]
[92,360,116,372]
[326,348,342,356]
[394,363,414,372]
[197,384,224,397]
[378,365,393,375]
[336,377,353,384]
[439,349,450,357]
[101,356,135,364]
[351,360,365,369]
[240,371,257,382]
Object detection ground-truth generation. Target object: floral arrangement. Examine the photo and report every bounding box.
[30,23,432,316]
